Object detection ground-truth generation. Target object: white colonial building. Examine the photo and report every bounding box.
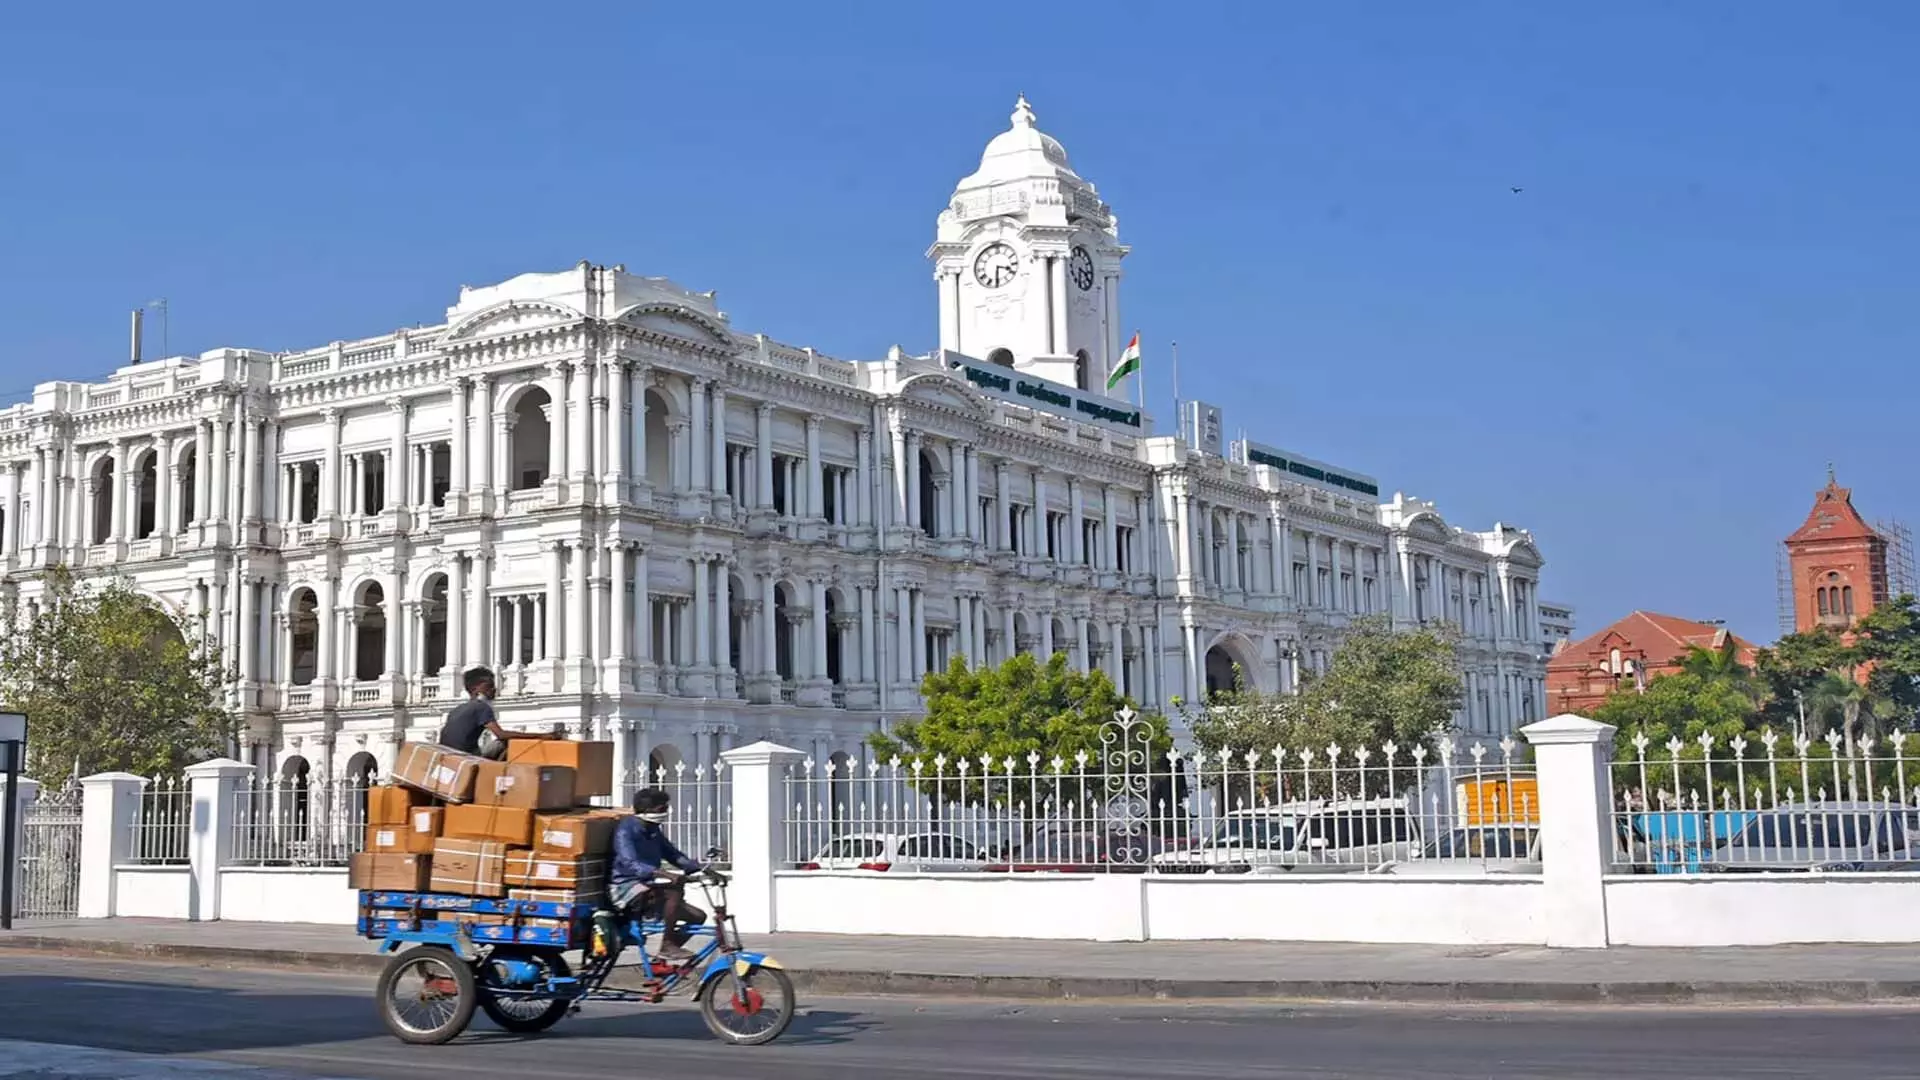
[0,97,1549,791]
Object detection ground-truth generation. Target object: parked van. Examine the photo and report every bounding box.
[1150,797,1420,874]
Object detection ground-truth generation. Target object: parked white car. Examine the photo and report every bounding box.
[798,832,990,873]
[1150,798,1421,874]
[1376,825,1543,877]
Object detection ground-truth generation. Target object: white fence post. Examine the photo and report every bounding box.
[720,740,804,935]
[78,773,145,918]
[1522,713,1617,949]
[3,777,40,920]
[184,758,252,922]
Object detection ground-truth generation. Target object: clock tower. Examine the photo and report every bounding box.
[929,96,1131,396]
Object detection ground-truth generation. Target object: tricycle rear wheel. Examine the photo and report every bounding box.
[377,945,477,1045]
[477,949,572,1033]
[698,964,796,1046]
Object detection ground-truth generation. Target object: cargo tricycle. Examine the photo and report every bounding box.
[358,866,793,1046]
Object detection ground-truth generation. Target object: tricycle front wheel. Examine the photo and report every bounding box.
[377,945,477,1045]
[698,964,796,1046]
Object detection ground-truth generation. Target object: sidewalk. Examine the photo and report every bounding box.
[7,918,1920,1005]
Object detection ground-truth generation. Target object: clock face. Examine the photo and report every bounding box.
[973,242,1020,289]
[1069,246,1095,291]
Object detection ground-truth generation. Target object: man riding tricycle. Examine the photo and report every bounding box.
[360,788,793,1046]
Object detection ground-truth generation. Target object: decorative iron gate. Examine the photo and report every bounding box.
[18,784,83,919]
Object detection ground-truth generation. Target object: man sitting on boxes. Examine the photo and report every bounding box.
[439,666,560,760]
[608,787,706,963]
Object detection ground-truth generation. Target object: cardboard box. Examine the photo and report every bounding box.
[475,761,575,811]
[349,852,432,891]
[367,785,429,826]
[430,838,509,898]
[409,806,444,840]
[393,742,484,803]
[505,853,607,889]
[510,884,609,906]
[533,811,618,858]
[365,822,434,855]
[442,803,535,847]
[507,740,615,801]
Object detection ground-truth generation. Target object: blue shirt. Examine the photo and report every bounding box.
[609,817,700,884]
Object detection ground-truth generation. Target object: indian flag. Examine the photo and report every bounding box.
[1107,332,1141,391]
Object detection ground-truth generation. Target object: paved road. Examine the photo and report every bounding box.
[0,954,1913,1079]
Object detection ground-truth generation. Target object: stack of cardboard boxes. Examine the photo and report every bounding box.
[349,739,626,907]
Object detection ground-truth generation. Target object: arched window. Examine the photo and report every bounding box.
[987,348,1015,368]
[1818,589,1830,617]
[1843,585,1855,616]
[1074,349,1091,391]
[91,456,116,545]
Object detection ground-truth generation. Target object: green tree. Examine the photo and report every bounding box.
[0,569,234,783]
[1187,617,1467,796]
[866,652,1162,813]
[1754,626,1852,730]
[1854,594,1920,726]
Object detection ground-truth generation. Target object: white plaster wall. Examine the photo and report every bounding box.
[1144,875,1547,945]
[217,868,357,924]
[774,872,1149,941]
[1605,875,1920,947]
[111,867,192,920]
[772,872,1547,945]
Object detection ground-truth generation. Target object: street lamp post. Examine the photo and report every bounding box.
[0,711,26,931]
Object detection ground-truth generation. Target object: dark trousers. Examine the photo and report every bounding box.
[623,884,707,947]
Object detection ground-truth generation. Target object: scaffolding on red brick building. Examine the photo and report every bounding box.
[1874,518,1916,604]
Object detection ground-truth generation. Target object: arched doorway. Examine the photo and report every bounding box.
[644,388,674,489]
[774,584,796,682]
[917,449,940,535]
[824,588,846,685]
[177,445,198,528]
[421,574,449,676]
[91,455,115,544]
[287,589,319,685]
[987,348,1014,368]
[354,582,386,682]
[1205,639,1256,699]
[134,450,159,539]
[510,388,553,491]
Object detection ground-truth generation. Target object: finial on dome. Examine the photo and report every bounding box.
[1828,461,1837,485]
[1011,94,1037,128]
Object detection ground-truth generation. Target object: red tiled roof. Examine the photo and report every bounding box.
[1786,476,1880,545]
[1546,611,1759,674]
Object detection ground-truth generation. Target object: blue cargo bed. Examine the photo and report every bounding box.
[356,890,595,949]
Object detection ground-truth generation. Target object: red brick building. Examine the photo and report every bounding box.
[1783,472,1890,634]
[1546,611,1758,716]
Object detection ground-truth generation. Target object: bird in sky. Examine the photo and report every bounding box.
[1510,187,1524,194]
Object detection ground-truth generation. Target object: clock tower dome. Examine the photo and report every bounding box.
[929,96,1131,396]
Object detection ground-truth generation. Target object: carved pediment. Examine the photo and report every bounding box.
[1407,514,1452,543]
[899,373,985,415]
[617,303,732,346]
[443,300,583,343]
[1504,538,1544,568]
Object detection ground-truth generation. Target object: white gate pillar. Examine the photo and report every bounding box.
[720,740,805,935]
[185,758,253,922]
[78,773,145,918]
[1521,713,1616,949]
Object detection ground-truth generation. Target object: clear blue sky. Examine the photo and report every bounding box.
[4,1,1916,645]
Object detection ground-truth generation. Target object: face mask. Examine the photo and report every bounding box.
[636,811,670,824]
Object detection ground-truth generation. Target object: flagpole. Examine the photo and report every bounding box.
[1170,339,1182,442]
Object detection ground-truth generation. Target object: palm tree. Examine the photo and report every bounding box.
[1677,637,1758,701]
[1806,671,1894,800]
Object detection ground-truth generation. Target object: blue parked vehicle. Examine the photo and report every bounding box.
[358,866,793,1046]
[1627,810,1761,873]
